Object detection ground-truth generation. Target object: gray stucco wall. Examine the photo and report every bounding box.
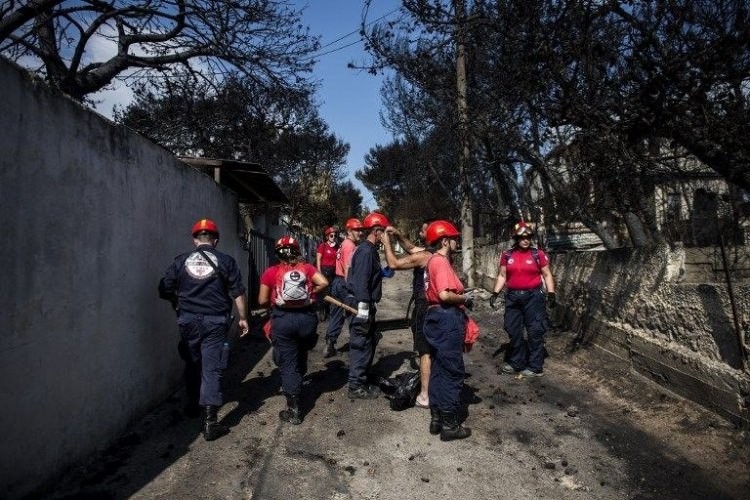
[0,59,247,498]
[476,243,750,425]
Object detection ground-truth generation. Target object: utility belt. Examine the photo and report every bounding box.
[507,286,543,295]
[177,311,233,324]
[426,305,463,319]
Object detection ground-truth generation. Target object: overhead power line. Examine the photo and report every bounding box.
[303,6,402,61]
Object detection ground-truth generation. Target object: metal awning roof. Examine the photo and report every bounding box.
[179,157,289,205]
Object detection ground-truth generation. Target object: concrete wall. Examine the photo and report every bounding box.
[0,59,248,498]
[476,243,750,426]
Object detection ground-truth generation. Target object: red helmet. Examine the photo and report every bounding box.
[362,212,390,229]
[344,218,363,230]
[275,235,301,258]
[275,235,301,252]
[425,220,460,245]
[192,218,219,237]
[324,226,336,236]
[513,220,534,237]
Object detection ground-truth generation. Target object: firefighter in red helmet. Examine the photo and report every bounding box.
[422,219,472,440]
[345,212,391,398]
[316,226,339,321]
[492,220,556,377]
[257,236,328,425]
[159,218,249,441]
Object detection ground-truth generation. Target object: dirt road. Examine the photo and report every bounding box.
[50,269,749,499]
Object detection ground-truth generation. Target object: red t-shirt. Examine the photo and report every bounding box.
[424,253,465,304]
[500,247,549,290]
[260,262,319,304]
[317,241,338,268]
[334,238,356,278]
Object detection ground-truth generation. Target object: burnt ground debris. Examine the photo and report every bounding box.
[44,270,749,500]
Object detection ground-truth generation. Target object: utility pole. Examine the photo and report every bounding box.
[454,0,475,286]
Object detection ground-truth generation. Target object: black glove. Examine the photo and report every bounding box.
[489,292,501,309]
[463,290,475,311]
[547,292,557,308]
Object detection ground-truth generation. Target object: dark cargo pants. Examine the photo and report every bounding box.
[424,306,465,413]
[178,312,231,407]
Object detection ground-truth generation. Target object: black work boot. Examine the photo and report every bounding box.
[439,411,471,441]
[202,405,228,441]
[429,407,442,435]
[279,394,303,425]
[323,339,336,358]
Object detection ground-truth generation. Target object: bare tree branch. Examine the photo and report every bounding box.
[0,0,63,40]
[1,0,320,101]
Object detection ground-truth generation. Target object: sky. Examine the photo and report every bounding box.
[90,0,403,210]
[291,0,403,209]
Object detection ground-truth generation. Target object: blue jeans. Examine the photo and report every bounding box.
[177,312,231,407]
[270,308,319,396]
[504,288,548,373]
[424,306,465,413]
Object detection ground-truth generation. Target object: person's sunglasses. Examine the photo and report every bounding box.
[518,235,531,240]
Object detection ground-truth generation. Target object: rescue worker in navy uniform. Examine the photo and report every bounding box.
[423,220,472,441]
[345,212,390,399]
[491,220,556,377]
[158,219,249,441]
[258,236,328,425]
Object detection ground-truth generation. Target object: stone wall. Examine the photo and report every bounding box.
[475,243,750,426]
[0,59,248,498]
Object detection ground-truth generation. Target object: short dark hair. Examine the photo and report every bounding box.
[195,231,217,242]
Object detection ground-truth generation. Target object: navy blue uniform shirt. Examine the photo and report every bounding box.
[159,244,246,315]
[346,240,382,304]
